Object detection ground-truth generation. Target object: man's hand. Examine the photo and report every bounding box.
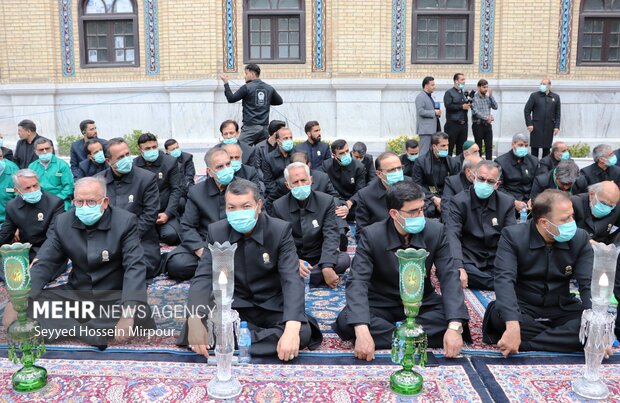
[219,74,229,84]
[553,128,560,136]
[277,321,301,361]
[486,115,495,123]
[299,259,311,278]
[195,248,204,258]
[443,324,464,358]
[335,205,349,219]
[2,302,17,330]
[156,212,169,225]
[527,125,534,133]
[353,325,376,361]
[188,316,210,358]
[432,196,441,212]
[463,103,471,110]
[497,321,521,357]
[514,200,527,212]
[114,316,134,342]
[459,268,468,289]
[435,109,442,117]
[322,267,340,289]
[13,229,20,243]
[487,88,493,97]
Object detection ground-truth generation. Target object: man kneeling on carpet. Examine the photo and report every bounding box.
[482,189,594,356]
[184,179,322,360]
[332,181,470,361]
[2,176,153,349]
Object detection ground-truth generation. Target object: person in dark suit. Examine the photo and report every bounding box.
[221,142,264,196]
[70,119,107,179]
[571,181,620,244]
[333,181,469,360]
[579,144,620,189]
[15,119,52,169]
[295,121,331,172]
[0,169,64,261]
[98,138,161,278]
[444,73,471,156]
[219,119,256,167]
[537,141,569,175]
[262,127,295,213]
[134,133,182,246]
[441,154,481,222]
[415,76,442,155]
[445,160,516,290]
[272,162,350,289]
[254,120,285,182]
[351,142,376,186]
[529,159,583,202]
[0,134,15,163]
[483,190,593,355]
[495,133,539,213]
[77,138,108,179]
[186,179,322,359]
[524,78,561,159]
[2,177,152,348]
[400,139,420,178]
[164,139,195,216]
[165,147,236,280]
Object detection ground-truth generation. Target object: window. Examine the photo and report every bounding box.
[412,0,474,64]
[244,0,306,64]
[78,0,139,67]
[577,0,620,64]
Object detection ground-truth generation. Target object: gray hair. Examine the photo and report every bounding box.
[284,162,311,183]
[551,141,566,153]
[222,142,243,157]
[75,176,107,197]
[592,144,612,163]
[203,147,229,169]
[588,182,603,194]
[226,178,260,202]
[474,160,502,178]
[12,169,39,191]
[554,159,579,184]
[462,158,474,172]
[33,136,52,148]
[512,133,529,144]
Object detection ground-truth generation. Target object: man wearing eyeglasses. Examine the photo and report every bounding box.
[333,180,469,361]
[444,161,516,290]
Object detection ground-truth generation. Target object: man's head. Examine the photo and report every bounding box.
[422,76,435,93]
[137,132,159,162]
[17,119,36,140]
[12,169,41,201]
[244,63,261,82]
[540,78,551,93]
[105,137,133,175]
[386,181,426,235]
[593,144,615,167]
[551,141,569,162]
[463,140,480,158]
[553,159,580,191]
[33,137,54,163]
[225,178,262,233]
[222,143,243,172]
[511,133,529,157]
[73,176,109,225]
[477,79,489,96]
[220,120,240,143]
[204,147,233,186]
[431,132,449,158]
[268,120,286,139]
[284,162,313,200]
[473,160,501,199]
[164,139,182,158]
[375,152,404,187]
[532,189,576,242]
[588,181,620,218]
[275,127,294,153]
[352,142,368,161]
[463,154,483,182]
[453,73,465,89]
[331,139,352,166]
[304,121,321,144]
[404,139,420,162]
[79,119,97,139]
[85,139,105,164]
[290,151,309,166]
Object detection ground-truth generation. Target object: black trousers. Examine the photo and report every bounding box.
[472,122,493,160]
[482,300,583,352]
[305,252,351,287]
[157,217,181,246]
[463,263,495,291]
[531,147,550,158]
[444,120,468,156]
[164,245,200,281]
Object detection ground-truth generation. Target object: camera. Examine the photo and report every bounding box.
[465,90,476,103]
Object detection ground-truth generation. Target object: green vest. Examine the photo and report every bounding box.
[28,155,74,210]
[0,159,19,223]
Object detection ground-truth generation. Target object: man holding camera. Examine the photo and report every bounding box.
[444,73,473,156]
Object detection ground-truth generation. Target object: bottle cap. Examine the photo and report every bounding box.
[240,321,248,328]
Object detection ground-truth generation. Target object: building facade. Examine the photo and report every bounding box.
[0,0,619,156]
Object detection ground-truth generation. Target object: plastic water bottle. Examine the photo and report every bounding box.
[520,206,528,224]
[238,321,251,364]
[304,262,311,294]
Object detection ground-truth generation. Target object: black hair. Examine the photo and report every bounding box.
[80,119,95,133]
[330,139,347,154]
[386,181,425,210]
[137,132,158,146]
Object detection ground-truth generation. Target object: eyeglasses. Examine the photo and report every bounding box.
[73,197,104,208]
[398,207,424,217]
[381,166,403,174]
[475,176,499,185]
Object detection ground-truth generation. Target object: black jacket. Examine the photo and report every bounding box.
[537,154,561,175]
[359,154,376,186]
[295,140,331,172]
[238,142,256,167]
[177,151,196,195]
[134,152,182,218]
[351,176,412,233]
[495,151,539,201]
[411,152,461,197]
[180,177,227,252]
[223,79,283,126]
[524,91,561,148]
[572,193,620,243]
[1,147,14,162]
[15,134,52,169]
[579,163,620,189]
[70,138,108,178]
[530,170,586,201]
[310,169,341,202]
[444,87,469,122]
[401,154,417,178]
[322,158,366,200]
[254,139,277,181]
[77,158,108,179]
[262,148,291,206]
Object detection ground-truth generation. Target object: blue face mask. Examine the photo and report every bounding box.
[231,160,242,172]
[170,148,182,158]
[291,184,311,201]
[114,156,133,174]
[398,212,426,234]
[385,170,404,185]
[437,149,449,158]
[591,195,615,218]
[458,83,465,90]
[222,138,238,145]
[143,149,159,162]
[215,166,235,185]
[606,154,618,167]
[339,153,352,166]
[93,150,105,164]
[227,208,258,234]
[407,154,418,162]
[38,152,53,163]
[560,151,570,160]
[474,181,495,199]
[540,84,548,93]
[546,220,577,243]
[280,139,294,152]
[76,204,104,226]
[22,189,42,204]
[513,147,529,158]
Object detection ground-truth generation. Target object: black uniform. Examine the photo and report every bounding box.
[262,148,291,212]
[440,172,472,222]
[411,152,461,197]
[29,207,150,347]
[295,140,331,172]
[254,139,277,181]
[495,151,539,202]
[524,91,561,153]
[76,159,108,179]
[0,191,64,260]
[14,134,51,169]
[272,191,350,287]
[530,170,586,201]
[445,187,516,290]
[444,87,470,156]
[572,193,620,244]
[401,154,417,178]
[333,218,470,349]
[1,146,14,162]
[185,214,322,355]
[579,163,620,189]
[134,152,182,245]
[537,154,561,175]
[359,154,376,186]
[98,167,161,278]
[235,164,264,198]
[175,151,196,215]
[321,158,366,201]
[483,221,593,352]
[70,138,108,179]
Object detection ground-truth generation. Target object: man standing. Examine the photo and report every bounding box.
[483,190,593,355]
[220,64,283,146]
[524,78,561,158]
[219,119,256,167]
[444,73,471,156]
[471,79,498,160]
[295,121,331,171]
[28,137,74,210]
[15,119,49,169]
[415,76,441,155]
[70,119,107,179]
